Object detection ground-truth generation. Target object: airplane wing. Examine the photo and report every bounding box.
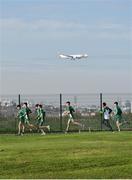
[59,54,74,59]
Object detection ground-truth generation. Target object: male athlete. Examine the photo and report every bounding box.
[35,104,50,135]
[63,101,84,133]
[17,105,25,136]
[113,101,128,132]
[22,103,35,133]
[102,102,113,132]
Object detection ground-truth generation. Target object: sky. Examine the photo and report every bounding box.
[0,0,132,95]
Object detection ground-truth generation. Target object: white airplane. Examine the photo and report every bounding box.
[59,53,88,60]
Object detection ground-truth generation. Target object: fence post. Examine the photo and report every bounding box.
[18,94,21,106]
[100,93,103,131]
[60,93,63,132]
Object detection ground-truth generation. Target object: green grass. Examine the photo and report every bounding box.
[0,132,132,179]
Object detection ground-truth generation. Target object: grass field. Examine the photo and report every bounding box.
[0,132,132,179]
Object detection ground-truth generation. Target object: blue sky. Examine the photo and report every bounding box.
[0,0,132,94]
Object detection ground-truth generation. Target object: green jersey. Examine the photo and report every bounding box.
[114,105,122,116]
[25,107,32,120]
[114,105,122,122]
[36,108,45,121]
[36,109,40,119]
[17,109,25,123]
[39,108,46,121]
[66,106,75,119]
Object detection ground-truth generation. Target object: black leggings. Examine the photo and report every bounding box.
[103,119,113,131]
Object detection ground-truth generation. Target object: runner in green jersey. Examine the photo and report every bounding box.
[22,103,36,133]
[17,105,25,135]
[63,101,84,133]
[113,102,128,131]
[35,104,50,135]
[23,102,32,124]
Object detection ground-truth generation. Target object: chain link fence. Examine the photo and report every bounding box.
[0,93,132,133]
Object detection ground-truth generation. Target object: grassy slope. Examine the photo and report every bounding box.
[0,132,132,179]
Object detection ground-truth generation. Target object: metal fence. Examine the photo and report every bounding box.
[0,93,132,133]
